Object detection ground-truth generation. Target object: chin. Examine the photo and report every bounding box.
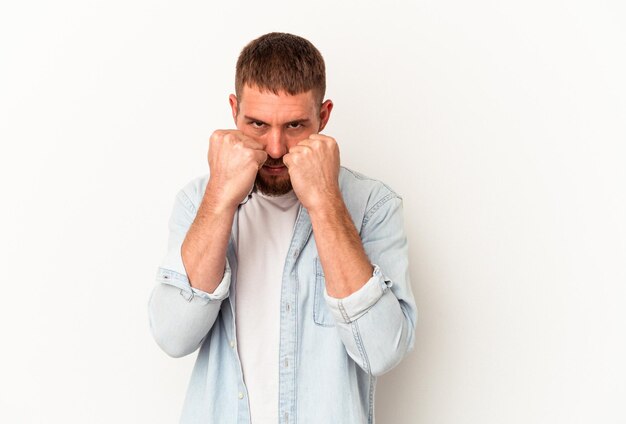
[255,174,293,196]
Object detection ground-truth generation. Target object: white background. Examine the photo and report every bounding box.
[1,0,625,423]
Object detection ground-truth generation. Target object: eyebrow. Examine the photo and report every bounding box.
[243,116,311,126]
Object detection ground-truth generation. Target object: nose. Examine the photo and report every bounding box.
[264,128,288,159]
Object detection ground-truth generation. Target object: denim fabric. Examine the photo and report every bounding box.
[148,166,418,424]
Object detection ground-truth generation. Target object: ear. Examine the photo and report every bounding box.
[318,99,334,132]
[229,94,239,124]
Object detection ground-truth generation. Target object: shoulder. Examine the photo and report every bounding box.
[175,173,210,213]
[338,167,402,230]
[339,166,401,205]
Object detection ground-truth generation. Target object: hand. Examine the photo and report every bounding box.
[206,130,267,209]
[283,134,341,211]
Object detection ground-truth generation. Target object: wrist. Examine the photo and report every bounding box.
[204,180,240,215]
[306,188,345,218]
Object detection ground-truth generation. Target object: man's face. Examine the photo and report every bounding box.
[229,85,332,196]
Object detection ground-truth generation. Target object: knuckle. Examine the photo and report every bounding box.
[210,130,224,142]
[225,134,241,147]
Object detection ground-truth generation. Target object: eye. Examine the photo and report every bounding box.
[250,121,265,129]
[287,122,303,129]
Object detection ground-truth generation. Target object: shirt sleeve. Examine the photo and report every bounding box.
[323,264,392,322]
[322,194,417,377]
[148,188,231,358]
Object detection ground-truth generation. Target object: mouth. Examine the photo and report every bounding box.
[262,164,288,175]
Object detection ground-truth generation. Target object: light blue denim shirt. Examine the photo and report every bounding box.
[148,166,417,424]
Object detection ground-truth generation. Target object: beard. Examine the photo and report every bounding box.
[254,157,293,196]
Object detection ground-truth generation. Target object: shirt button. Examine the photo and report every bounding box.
[286,303,290,312]
[238,392,244,399]
[293,249,299,258]
[230,340,235,348]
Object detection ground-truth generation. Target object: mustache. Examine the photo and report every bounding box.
[263,158,285,167]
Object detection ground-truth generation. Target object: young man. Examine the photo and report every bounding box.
[148,32,417,424]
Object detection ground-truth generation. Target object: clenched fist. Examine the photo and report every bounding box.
[283,134,341,211]
[206,130,267,209]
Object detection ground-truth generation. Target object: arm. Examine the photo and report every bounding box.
[182,129,266,292]
[148,130,267,358]
[182,183,238,293]
[321,194,417,376]
[284,134,373,298]
[148,187,233,358]
[284,134,417,376]
[307,195,373,298]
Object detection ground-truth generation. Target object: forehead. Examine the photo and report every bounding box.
[238,85,317,122]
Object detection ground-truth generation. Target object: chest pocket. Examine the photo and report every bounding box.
[313,258,336,327]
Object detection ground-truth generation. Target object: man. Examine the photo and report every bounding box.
[148,32,417,424]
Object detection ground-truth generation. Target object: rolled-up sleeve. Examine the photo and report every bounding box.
[148,188,231,358]
[323,264,391,322]
[323,194,417,376]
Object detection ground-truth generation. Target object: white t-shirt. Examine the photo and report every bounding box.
[235,189,300,423]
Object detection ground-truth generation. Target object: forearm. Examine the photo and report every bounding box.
[308,194,374,298]
[181,182,237,293]
[315,193,417,376]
